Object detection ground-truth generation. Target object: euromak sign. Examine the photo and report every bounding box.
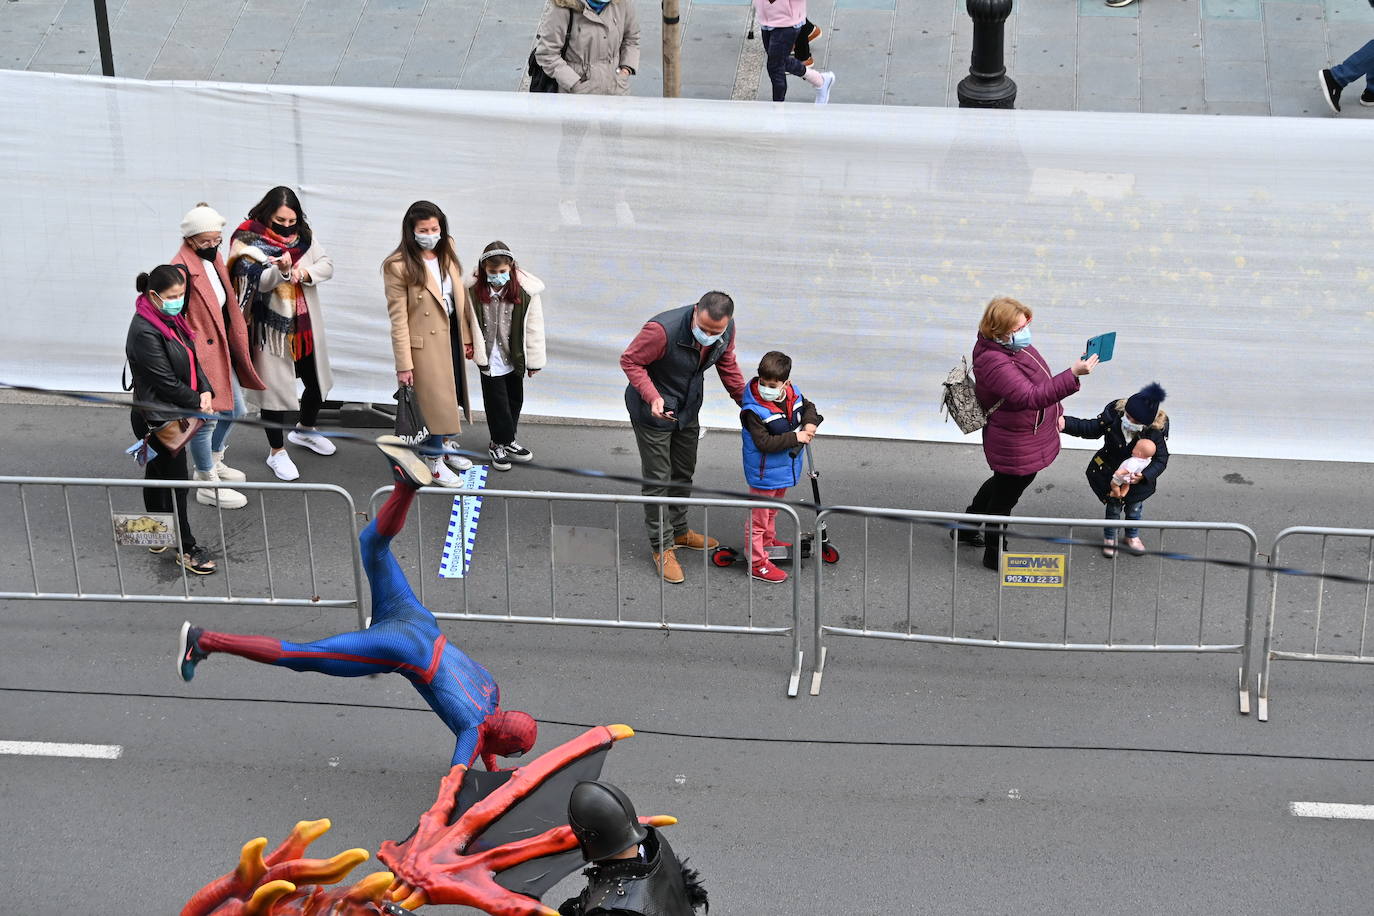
[1001,553,1067,588]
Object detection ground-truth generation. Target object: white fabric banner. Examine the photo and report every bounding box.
[2,70,1370,461]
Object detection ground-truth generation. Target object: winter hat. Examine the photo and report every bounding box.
[180,203,226,238]
[1124,382,1166,425]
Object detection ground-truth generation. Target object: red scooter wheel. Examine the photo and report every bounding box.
[712,547,739,567]
[821,544,840,564]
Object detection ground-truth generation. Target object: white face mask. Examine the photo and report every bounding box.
[414,232,441,251]
[757,383,785,402]
[1121,417,1144,437]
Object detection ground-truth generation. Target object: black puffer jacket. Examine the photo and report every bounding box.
[1062,399,1169,503]
[125,313,212,425]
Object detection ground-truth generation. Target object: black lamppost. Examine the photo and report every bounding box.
[957,0,1016,108]
[94,0,115,76]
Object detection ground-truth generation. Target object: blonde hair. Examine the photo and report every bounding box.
[978,296,1032,340]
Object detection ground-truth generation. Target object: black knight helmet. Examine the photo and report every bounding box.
[568,780,649,862]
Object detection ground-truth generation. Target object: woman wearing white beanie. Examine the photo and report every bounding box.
[171,202,266,508]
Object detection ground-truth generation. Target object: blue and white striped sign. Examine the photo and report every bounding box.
[437,466,489,579]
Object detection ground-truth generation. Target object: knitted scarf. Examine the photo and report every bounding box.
[228,220,313,360]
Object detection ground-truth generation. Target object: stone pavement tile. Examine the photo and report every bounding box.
[331,53,405,86]
[1202,0,1262,18]
[1141,47,1204,80]
[1015,71,1076,109]
[1142,75,1206,108]
[1079,91,1142,109]
[221,12,306,55]
[1078,0,1139,19]
[1203,98,1270,110]
[1324,0,1374,22]
[146,38,227,80]
[887,32,952,75]
[270,35,351,82]
[681,6,749,86]
[395,38,466,85]
[1203,57,1269,98]
[1140,0,1203,28]
[455,16,528,90]
[211,50,286,82]
[1017,0,1079,34]
[1077,54,1142,96]
[680,81,735,100]
[1201,19,1263,59]
[1268,79,1325,113]
[1265,39,1328,82]
[839,88,886,104]
[883,73,950,105]
[828,10,894,88]
[1078,16,1140,58]
[1325,25,1374,58]
[1014,31,1079,76]
[1263,2,1328,46]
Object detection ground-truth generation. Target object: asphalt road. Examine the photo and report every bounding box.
[3,402,1373,913]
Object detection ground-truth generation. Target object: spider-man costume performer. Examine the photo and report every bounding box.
[177,439,537,769]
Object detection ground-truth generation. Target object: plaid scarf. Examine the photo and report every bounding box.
[228,220,313,360]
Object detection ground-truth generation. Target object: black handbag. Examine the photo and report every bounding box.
[394,385,431,446]
[528,8,574,93]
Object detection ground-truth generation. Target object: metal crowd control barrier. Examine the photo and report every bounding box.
[0,476,365,625]
[810,507,1261,713]
[369,486,806,695]
[1257,526,1374,722]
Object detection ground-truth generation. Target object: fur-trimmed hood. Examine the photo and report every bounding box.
[1112,398,1168,430]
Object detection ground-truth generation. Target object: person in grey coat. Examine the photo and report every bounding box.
[535,0,642,227]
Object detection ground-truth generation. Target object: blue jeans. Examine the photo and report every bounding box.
[189,379,246,473]
[1332,39,1374,89]
[1104,498,1144,541]
[761,24,806,101]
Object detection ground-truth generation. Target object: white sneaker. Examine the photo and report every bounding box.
[442,438,473,472]
[287,428,336,455]
[211,450,247,482]
[430,458,462,487]
[193,469,248,509]
[815,71,835,105]
[266,449,300,481]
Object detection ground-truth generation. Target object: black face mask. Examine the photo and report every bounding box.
[195,245,218,261]
[271,222,297,237]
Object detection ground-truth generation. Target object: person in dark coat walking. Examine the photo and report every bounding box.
[959,297,1098,570]
[126,264,217,575]
[1061,382,1170,557]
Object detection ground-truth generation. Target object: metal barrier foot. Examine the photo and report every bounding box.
[787,650,804,698]
[1237,666,1250,716]
[809,646,828,696]
[1256,672,1269,722]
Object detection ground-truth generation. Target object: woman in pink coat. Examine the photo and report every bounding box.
[960,297,1098,570]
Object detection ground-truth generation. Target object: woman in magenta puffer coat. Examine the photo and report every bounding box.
[960,297,1098,570]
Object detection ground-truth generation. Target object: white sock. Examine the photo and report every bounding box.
[804,68,825,88]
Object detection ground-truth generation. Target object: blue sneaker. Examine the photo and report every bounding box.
[177,621,207,682]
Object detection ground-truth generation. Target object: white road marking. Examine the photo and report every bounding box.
[1289,802,1374,820]
[0,740,122,760]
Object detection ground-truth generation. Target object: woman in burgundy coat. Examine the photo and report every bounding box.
[960,297,1098,570]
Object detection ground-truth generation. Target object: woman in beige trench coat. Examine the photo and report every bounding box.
[382,200,475,486]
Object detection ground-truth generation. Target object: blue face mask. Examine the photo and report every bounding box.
[1004,327,1031,351]
[486,271,510,287]
[692,324,722,347]
[157,295,185,317]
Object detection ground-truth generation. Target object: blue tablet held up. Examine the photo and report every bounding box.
[1083,331,1116,362]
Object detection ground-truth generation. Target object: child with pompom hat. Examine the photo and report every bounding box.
[1060,382,1170,557]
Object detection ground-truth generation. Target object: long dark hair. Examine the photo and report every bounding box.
[246,186,312,247]
[471,240,523,304]
[391,200,460,290]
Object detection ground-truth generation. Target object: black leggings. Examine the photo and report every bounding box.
[263,351,323,448]
[131,411,196,551]
[967,470,1038,556]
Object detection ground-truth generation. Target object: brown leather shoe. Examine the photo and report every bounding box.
[653,549,685,583]
[673,530,719,551]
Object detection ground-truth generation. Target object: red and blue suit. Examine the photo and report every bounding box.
[193,482,536,768]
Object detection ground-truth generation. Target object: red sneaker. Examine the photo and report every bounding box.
[766,539,793,549]
[750,561,788,583]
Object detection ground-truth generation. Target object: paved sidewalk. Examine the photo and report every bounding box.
[4,0,1374,116]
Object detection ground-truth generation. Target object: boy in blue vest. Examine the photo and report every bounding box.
[739,351,823,582]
